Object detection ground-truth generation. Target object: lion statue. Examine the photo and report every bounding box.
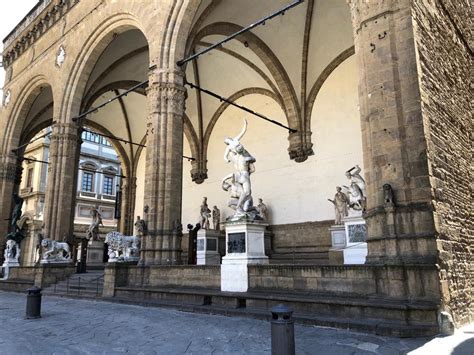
[41,238,71,261]
[105,231,140,262]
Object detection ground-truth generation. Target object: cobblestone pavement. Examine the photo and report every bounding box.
[0,291,472,354]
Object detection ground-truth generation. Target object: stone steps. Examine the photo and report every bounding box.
[42,272,104,299]
[111,285,439,337]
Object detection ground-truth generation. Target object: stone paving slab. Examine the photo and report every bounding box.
[0,291,471,354]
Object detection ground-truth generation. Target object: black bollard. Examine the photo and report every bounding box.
[25,286,42,319]
[271,304,295,355]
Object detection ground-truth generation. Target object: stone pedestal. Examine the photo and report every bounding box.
[197,229,221,265]
[329,215,367,265]
[1,262,19,280]
[87,240,105,268]
[221,221,268,292]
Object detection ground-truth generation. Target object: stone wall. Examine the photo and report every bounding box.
[412,0,473,326]
[248,264,440,301]
[268,221,332,264]
[104,264,221,295]
[179,221,333,265]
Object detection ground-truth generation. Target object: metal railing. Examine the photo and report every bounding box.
[53,274,104,297]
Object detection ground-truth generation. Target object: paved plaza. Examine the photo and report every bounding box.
[0,291,472,354]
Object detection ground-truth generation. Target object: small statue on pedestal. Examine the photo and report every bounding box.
[134,216,147,237]
[85,206,102,240]
[328,186,349,225]
[256,198,268,222]
[199,197,211,229]
[212,206,221,231]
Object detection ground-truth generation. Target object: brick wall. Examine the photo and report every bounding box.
[412,0,473,325]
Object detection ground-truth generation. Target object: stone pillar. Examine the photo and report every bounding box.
[348,0,437,264]
[42,122,81,242]
[119,176,137,236]
[0,155,22,264]
[140,68,186,265]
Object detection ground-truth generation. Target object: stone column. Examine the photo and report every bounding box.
[0,154,22,263]
[348,0,437,264]
[119,176,137,236]
[140,68,186,265]
[42,122,81,242]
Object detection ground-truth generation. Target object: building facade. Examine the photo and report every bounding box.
[0,0,471,335]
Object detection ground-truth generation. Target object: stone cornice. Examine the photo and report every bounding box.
[2,0,80,69]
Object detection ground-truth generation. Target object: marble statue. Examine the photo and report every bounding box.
[212,206,221,231]
[342,165,367,211]
[86,206,102,240]
[4,239,20,265]
[134,216,147,236]
[328,186,349,225]
[56,46,66,67]
[256,198,268,222]
[41,239,71,262]
[3,90,11,107]
[105,231,141,262]
[222,119,258,219]
[383,183,395,208]
[199,197,211,229]
[5,193,28,264]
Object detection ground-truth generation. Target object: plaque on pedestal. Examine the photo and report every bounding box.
[221,221,268,292]
[329,215,367,265]
[196,229,221,265]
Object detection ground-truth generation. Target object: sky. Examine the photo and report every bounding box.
[0,1,39,96]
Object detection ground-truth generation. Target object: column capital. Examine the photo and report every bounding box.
[288,131,313,163]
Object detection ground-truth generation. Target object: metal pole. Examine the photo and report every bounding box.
[177,0,305,66]
[72,80,149,122]
[271,304,295,355]
[185,80,297,133]
[78,277,81,295]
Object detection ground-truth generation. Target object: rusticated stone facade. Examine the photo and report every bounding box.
[412,0,473,326]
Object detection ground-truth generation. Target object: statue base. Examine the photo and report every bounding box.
[87,240,105,267]
[108,256,139,263]
[329,215,367,265]
[196,229,221,265]
[221,220,268,292]
[40,259,73,265]
[1,260,20,280]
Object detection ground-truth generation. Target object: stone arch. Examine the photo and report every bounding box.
[306,46,355,134]
[2,75,54,154]
[159,0,203,69]
[60,13,151,124]
[202,87,284,164]
[190,22,300,132]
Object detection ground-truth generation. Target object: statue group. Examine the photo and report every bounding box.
[3,193,28,265]
[221,119,264,221]
[328,165,367,225]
